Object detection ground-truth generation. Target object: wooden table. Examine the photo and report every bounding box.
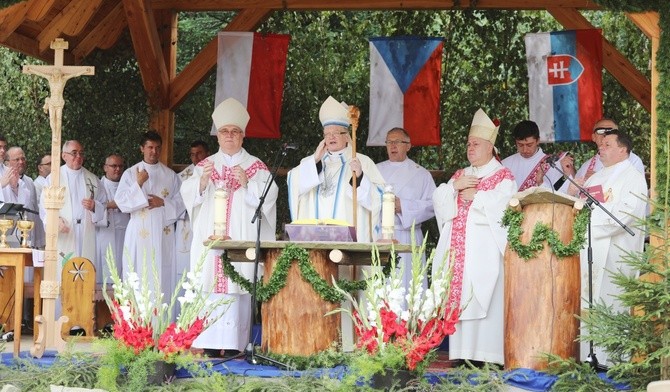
[209,240,411,265]
[209,240,411,355]
[0,248,41,357]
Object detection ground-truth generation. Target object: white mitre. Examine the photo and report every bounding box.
[212,97,250,132]
[319,96,350,127]
[468,108,499,144]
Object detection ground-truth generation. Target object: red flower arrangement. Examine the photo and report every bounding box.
[102,247,232,362]
[331,240,461,375]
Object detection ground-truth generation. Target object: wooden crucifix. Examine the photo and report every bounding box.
[22,38,94,358]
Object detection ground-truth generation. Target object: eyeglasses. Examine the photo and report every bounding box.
[64,151,85,157]
[218,129,243,136]
[0,145,7,151]
[323,131,348,138]
[594,127,616,135]
[385,140,410,146]
[105,164,124,169]
[39,162,51,166]
[8,157,26,162]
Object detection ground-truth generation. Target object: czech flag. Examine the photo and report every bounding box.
[525,30,602,142]
[213,32,291,138]
[367,37,443,146]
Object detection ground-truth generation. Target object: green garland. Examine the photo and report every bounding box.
[220,243,392,303]
[501,207,590,261]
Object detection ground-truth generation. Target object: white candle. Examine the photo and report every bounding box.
[214,188,229,237]
[381,185,395,240]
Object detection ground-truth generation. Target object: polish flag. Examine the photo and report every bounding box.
[213,32,290,138]
[525,29,603,142]
[367,37,443,146]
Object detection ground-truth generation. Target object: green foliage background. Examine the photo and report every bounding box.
[0,9,652,236]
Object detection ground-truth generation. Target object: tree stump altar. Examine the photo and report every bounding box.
[213,240,410,356]
[503,187,586,370]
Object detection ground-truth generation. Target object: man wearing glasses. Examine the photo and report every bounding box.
[287,96,386,243]
[33,153,51,202]
[181,97,278,357]
[376,127,435,292]
[95,154,129,284]
[39,140,107,287]
[574,118,645,181]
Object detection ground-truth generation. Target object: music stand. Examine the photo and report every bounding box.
[0,203,24,217]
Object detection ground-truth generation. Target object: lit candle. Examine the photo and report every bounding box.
[381,185,395,241]
[214,187,229,237]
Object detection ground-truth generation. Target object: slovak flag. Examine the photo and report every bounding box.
[525,29,603,142]
[367,37,443,146]
[213,32,291,138]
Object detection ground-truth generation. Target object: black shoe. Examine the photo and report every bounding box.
[101,323,114,335]
[1,331,13,342]
[69,327,86,336]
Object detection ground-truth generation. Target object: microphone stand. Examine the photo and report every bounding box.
[218,145,289,369]
[548,161,634,371]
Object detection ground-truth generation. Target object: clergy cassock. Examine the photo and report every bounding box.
[95,176,129,283]
[579,159,646,364]
[376,158,435,290]
[433,158,515,364]
[115,161,184,305]
[501,148,565,192]
[181,149,277,351]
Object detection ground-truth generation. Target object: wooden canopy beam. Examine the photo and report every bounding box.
[626,11,660,40]
[0,2,28,41]
[168,7,273,110]
[72,2,126,63]
[122,0,170,108]
[151,0,600,11]
[26,0,58,22]
[36,0,103,54]
[548,7,651,112]
[152,9,177,165]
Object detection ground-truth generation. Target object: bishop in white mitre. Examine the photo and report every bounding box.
[181,98,277,353]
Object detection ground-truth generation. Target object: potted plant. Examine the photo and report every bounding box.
[96,245,232,391]
[331,237,460,389]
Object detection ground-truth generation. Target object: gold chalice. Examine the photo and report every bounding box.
[16,220,34,248]
[0,219,15,248]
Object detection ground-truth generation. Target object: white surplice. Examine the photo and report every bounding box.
[3,175,45,249]
[95,176,130,283]
[376,158,435,290]
[433,158,516,365]
[501,148,565,192]
[115,161,184,310]
[181,148,277,351]
[579,159,647,364]
[33,175,48,207]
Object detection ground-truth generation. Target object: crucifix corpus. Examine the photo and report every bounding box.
[22,38,94,358]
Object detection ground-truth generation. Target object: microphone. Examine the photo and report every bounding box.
[545,154,561,166]
[282,143,298,150]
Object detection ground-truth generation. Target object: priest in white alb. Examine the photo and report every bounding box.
[95,154,129,283]
[501,120,574,193]
[433,109,516,365]
[115,131,185,306]
[376,127,435,290]
[181,98,278,356]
